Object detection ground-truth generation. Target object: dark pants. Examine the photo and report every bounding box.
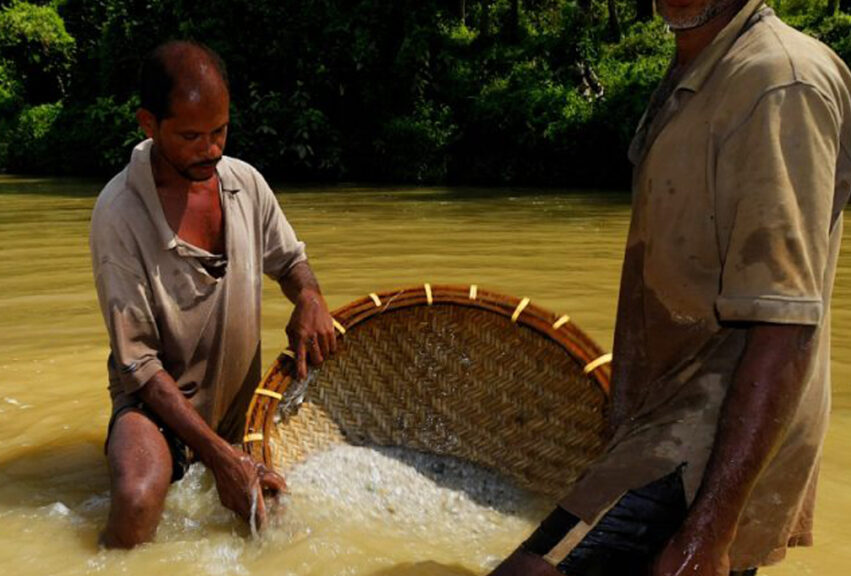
[106,403,193,483]
[522,468,757,576]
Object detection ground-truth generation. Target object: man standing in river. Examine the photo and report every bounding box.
[90,41,336,548]
[490,0,851,575]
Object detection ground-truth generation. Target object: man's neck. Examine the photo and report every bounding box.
[150,143,216,194]
[674,0,747,67]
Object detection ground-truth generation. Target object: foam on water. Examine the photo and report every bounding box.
[147,444,550,574]
[278,444,551,571]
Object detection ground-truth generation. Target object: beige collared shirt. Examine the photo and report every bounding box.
[90,140,306,441]
[559,0,851,568]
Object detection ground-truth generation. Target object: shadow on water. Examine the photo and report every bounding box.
[0,439,109,550]
[0,174,632,205]
[368,561,478,576]
[277,182,632,204]
[0,175,103,198]
[0,439,109,508]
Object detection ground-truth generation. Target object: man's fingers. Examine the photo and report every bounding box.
[328,327,338,354]
[260,468,288,495]
[295,339,308,381]
[253,481,267,532]
[318,331,332,359]
[308,337,324,366]
[326,327,338,355]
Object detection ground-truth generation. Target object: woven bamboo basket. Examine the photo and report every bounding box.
[243,284,611,499]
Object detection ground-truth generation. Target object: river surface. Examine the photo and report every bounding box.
[0,176,848,575]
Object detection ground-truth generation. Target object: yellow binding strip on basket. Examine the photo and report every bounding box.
[469,284,478,300]
[333,319,347,334]
[369,293,382,307]
[281,349,296,359]
[425,283,433,305]
[512,297,530,322]
[553,315,571,330]
[243,433,264,443]
[255,388,283,400]
[584,353,613,374]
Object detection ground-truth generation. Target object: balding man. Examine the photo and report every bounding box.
[90,40,336,548]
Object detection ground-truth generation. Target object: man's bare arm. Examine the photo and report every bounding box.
[138,370,286,526]
[654,323,816,576]
[278,260,322,302]
[278,261,337,380]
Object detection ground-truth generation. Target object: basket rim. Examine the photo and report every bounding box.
[243,284,612,467]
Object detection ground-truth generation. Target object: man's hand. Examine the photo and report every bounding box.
[652,523,731,576]
[278,261,337,381]
[209,445,287,530]
[139,372,288,532]
[653,324,815,576]
[286,289,337,381]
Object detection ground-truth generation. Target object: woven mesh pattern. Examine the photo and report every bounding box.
[245,286,610,499]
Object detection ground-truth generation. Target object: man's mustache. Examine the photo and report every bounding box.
[192,157,222,168]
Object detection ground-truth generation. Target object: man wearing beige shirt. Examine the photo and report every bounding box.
[490,0,851,575]
[90,41,336,548]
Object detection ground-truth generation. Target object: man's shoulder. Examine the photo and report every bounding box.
[218,155,268,194]
[722,12,851,104]
[90,165,154,261]
[91,166,137,229]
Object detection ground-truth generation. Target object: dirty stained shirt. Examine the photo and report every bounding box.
[90,139,307,442]
[558,0,851,569]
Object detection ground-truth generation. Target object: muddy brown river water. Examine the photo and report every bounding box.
[0,176,848,575]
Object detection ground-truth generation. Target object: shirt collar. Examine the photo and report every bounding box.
[126,139,241,251]
[676,0,769,94]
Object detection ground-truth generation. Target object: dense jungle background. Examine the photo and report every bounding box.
[0,0,849,187]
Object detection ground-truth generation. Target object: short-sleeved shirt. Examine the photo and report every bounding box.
[90,139,307,442]
[559,0,851,569]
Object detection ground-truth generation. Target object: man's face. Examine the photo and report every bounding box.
[139,82,230,182]
[657,0,741,31]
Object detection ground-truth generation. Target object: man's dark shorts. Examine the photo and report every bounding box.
[521,467,758,576]
[105,403,193,483]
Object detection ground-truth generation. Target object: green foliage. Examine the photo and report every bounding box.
[4,95,141,173]
[0,58,21,115]
[377,99,457,182]
[3,101,63,172]
[61,96,144,172]
[597,18,672,156]
[0,0,849,186]
[815,13,851,62]
[230,83,343,180]
[0,1,74,103]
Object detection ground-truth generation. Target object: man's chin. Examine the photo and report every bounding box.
[181,165,219,182]
[658,4,706,30]
[660,0,741,31]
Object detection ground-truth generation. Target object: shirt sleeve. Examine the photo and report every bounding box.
[254,170,308,281]
[714,83,839,325]
[93,258,164,394]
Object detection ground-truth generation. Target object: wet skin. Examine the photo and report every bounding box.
[488,2,816,575]
[102,45,336,548]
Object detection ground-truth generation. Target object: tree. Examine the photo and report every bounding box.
[637,0,655,21]
[607,0,622,40]
[0,1,75,103]
[828,0,839,15]
[479,0,491,35]
[507,0,520,41]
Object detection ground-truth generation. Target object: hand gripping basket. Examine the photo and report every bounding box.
[243,284,611,499]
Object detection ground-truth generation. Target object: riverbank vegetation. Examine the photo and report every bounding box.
[0,0,849,187]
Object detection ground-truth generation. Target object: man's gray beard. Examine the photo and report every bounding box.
[660,0,740,31]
